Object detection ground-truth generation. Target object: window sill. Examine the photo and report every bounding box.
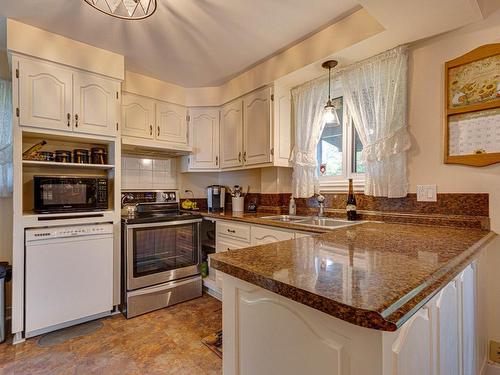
[319,178,365,193]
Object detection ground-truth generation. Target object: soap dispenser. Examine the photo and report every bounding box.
[289,195,296,216]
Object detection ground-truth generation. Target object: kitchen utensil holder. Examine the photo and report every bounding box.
[232,197,244,212]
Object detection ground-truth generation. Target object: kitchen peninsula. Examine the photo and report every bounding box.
[210,220,496,375]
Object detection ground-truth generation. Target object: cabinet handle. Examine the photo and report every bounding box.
[150,125,153,136]
[75,114,79,127]
[238,152,242,163]
[227,229,236,233]
[67,113,71,127]
[215,156,219,166]
[157,126,160,137]
[243,151,247,163]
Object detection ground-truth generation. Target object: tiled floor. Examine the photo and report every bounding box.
[0,294,222,375]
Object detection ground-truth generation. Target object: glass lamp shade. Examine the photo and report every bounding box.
[323,103,340,126]
[83,0,157,20]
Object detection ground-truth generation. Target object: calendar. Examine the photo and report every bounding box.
[444,43,500,166]
[448,108,500,156]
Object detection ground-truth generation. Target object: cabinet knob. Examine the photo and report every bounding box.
[75,114,79,127]
[238,152,242,163]
[215,156,219,166]
[150,125,153,136]
[157,126,160,137]
[243,151,247,163]
[67,113,71,127]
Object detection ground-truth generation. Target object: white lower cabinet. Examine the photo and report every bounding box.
[435,279,461,375]
[389,263,478,375]
[391,306,433,375]
[221,260,482,375]
[251,225,294,245]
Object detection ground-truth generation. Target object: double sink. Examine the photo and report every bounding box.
[260,215,363,229]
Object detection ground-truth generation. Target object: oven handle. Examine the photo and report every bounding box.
[125,218,202,229]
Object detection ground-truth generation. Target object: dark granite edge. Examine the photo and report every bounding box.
[210,256,398,332]
[209,219,496,331]
[388,231,497,327]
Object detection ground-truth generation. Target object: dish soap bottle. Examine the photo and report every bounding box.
[289,196,296,216]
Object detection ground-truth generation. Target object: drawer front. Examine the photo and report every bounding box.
[251,225,294,245]
[215,237,249,289]
[217,221,251,242]
[295,232,313,238]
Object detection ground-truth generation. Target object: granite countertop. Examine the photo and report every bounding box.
[199,211,331,233]
[208,216,496,331]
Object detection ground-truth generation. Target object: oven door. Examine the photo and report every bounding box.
[125,219,202,291]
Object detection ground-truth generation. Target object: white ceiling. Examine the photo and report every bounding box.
[0,0,360,87]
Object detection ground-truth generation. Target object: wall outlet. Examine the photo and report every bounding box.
[490,341,500,363]
[416,185,437,202]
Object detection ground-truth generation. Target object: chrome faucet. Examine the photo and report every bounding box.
[316,193,325,217]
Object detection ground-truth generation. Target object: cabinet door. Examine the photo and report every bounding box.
[435,280,460,375]
[18,59,73,131]
[392,306,433,375]
[156,101,187,144]
[73,71,120,136]
[189,108,220,169]
[243,87,272,166]
[121,93,155,139]
[251,226,294,245]
[220,99,243,168]
[460,264,476,375]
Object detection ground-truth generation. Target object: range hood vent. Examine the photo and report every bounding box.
[121,137,192,158]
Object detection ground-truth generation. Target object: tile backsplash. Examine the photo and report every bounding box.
[122,156,178,190]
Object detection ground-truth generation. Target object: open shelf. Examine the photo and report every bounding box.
[22,160,115,170]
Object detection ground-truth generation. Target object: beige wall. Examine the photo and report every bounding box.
[407,8,500,232]
[407,7,500,343]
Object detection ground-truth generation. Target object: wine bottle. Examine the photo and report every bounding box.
[22,140,47,160]
[346,178,357,221]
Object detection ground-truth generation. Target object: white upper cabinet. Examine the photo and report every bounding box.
[188,107,220,170]
[16,57,120,137]
[18,59,73,131]
[121,92,155,139]
[220,99,244,168]
[73,71,120,137]
[243,87,272,166]
[156,101,188,145]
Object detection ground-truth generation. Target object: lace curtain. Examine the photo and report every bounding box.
[339,46,411,197]
[0,79,13,197]
[290,77,329,198]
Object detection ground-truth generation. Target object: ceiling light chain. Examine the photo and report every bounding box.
[83,0,157,20]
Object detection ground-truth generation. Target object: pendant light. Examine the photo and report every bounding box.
[83,0,157,20]
[322,60,340,126]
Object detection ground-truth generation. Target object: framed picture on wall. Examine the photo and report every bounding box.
[444,43,500,166]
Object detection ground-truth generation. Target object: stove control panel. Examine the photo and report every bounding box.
[26,223,114,241]
[121,191,178,206]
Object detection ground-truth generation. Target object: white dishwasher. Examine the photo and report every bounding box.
[25,223,114,338]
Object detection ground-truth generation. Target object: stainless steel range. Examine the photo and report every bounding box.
[121,191,202,318]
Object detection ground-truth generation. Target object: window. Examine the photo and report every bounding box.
[317,95,365,190]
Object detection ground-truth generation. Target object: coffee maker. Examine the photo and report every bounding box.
[207,185,226,213]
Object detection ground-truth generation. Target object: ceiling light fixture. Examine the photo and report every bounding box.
[322,60,340,126]
[83,0,157,20]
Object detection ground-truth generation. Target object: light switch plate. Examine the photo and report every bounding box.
[416,185,437,202]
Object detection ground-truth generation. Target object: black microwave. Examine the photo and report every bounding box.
[34,176,108,213]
